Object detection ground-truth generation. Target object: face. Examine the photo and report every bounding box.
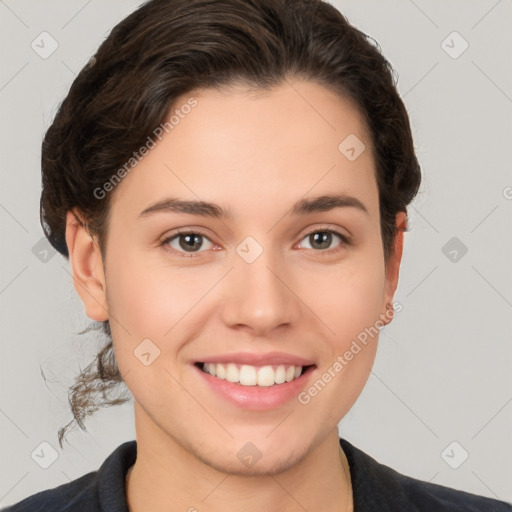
[67,79,404,475]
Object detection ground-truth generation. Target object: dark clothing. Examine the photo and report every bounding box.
[3,438,511,511]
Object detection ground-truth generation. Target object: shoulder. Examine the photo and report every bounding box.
[339,437,512,512]
[2,441,136,512]
[1,472,98,512]
[392,470,512,512]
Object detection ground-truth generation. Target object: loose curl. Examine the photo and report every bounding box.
[40,0,422,447]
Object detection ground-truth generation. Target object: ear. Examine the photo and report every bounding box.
[381,211,407,322]
[65,209,109,322]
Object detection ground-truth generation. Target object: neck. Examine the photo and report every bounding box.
[126,405,353,512]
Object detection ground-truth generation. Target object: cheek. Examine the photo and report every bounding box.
[301,256,386,344]
[297,253,386,409]
[105,248,203,336]
[104,252,202,408]
[297,266,385,423]
[104,249,223,380]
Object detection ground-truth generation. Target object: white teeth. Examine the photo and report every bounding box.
[225,363,239,383]
[274,365,286,384]
[239,365,257,386]
[216,363,226,379]
[257,365,275,387]
[201,362,305,386]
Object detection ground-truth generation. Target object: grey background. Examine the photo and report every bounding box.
[1,0,511,507]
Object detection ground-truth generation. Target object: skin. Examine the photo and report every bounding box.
[65,78,406,512]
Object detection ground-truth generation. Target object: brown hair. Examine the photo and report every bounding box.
[40,0,421,447]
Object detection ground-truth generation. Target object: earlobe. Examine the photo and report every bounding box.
[65,209,109,322]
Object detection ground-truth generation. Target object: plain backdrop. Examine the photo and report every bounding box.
[1,0,511,507]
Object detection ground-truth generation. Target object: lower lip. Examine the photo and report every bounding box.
[194,364,316,410]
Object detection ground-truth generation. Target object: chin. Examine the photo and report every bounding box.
[200,448,304,477]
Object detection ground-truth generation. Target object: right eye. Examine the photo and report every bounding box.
[161,229,216,256]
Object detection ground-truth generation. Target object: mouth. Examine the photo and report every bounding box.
[194,362,316,387]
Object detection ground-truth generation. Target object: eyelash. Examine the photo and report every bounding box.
[160,226,351,258]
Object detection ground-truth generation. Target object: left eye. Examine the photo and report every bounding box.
[298,230,348,252]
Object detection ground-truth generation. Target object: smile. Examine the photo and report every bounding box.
[199,362,307,387]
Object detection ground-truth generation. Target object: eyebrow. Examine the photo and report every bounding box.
[138,193,369,219]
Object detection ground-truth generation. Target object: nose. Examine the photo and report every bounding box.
[220,250,301,337]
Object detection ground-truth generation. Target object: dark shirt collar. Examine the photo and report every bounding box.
[97,440,136,512]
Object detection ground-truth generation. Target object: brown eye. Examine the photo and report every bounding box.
[298,230,349,253]
[161,230,214,255]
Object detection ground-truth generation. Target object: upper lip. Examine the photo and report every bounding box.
[196,351,315,367]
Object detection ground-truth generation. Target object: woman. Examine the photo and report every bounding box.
[4,0,511,510]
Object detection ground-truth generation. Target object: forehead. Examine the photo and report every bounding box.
[109,79,378,221]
